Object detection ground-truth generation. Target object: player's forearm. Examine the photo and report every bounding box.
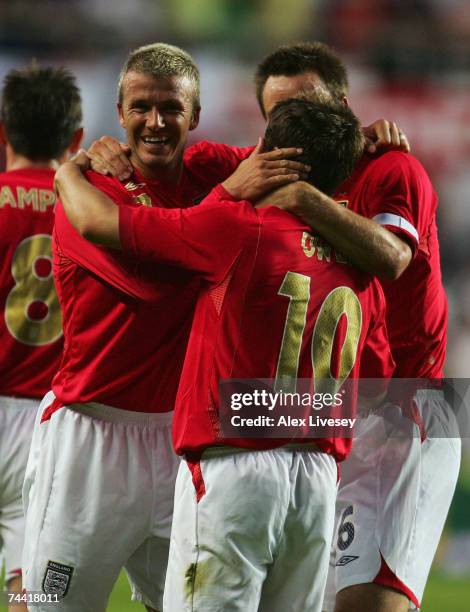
[55,162,120,249]
[290,183,411,280]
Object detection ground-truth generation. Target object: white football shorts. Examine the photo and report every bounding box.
[0,395,38,584]
[22,391,180,612]
[164,445,338,612]
[323,389,461,610]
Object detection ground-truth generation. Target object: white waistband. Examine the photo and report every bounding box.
[200,442,321,459]
[66,401,173,427]
[0,395,41,411]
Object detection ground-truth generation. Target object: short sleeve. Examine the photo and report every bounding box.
[363,152,437,254]
[184,141,254,187]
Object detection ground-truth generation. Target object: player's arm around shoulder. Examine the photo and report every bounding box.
[54,154,120,249]
[119,184,258,281]
[259,180,412,281]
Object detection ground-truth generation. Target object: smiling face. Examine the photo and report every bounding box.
[118,71,199,181]
[261,71,340,117]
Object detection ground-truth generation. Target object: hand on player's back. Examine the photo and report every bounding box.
[87,136,132,181]
[222,138,310,202]
[363,119,411,154]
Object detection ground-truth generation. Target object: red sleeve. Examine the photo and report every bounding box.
[363,152,437,254]
[120,184,259,283]
[54,174,165,301]
[206,142,254,170]
[359,280,395,380]
[184,141,254,187]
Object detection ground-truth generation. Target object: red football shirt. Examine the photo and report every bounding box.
[335,152,447,378]
[0,168,63,399]
[120,185,394,461]
[52,141,250,412]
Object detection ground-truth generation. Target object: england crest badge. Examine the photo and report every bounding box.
[42,560,74,598]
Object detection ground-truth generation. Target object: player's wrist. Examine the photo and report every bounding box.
[216,182,239,201]
[290,181,326,217]
[55,161,76,185]
[69,149,91,173]
[220,179,243,201]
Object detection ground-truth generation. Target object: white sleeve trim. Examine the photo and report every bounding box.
[372,213,419,243]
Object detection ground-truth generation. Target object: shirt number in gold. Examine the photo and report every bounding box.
[5,234,62,346]
[275,271,362,393]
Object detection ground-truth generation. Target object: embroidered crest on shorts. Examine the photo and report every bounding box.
[336,555,359,567]
[42,560,74,597]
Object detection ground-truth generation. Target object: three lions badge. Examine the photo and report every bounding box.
[42,560,74,598]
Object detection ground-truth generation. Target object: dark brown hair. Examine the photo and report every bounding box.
[1,63,82,160]
[255,42,348,117]
[264,98,363,194]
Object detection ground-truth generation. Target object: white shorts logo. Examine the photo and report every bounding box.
[336,554,359,567]
[42,560,74,597]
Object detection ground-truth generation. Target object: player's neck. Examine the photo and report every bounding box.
[6,149,60,172]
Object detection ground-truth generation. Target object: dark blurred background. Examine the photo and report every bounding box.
[0,0,469,591]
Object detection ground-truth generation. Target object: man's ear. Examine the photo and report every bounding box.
[68,127,84,154]
[190,106,200,131]
[117,103,125,129]
[341,96,349,107]
[0,122,7,146]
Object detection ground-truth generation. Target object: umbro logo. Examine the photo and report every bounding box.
[336,555,359,566]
